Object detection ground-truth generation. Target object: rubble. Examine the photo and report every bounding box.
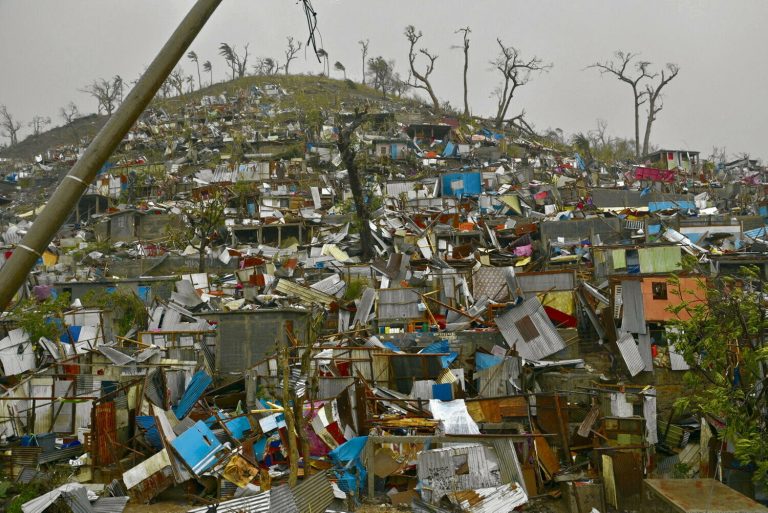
[1,74,767,513]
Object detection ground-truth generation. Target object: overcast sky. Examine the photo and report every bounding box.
[1,0,766,160]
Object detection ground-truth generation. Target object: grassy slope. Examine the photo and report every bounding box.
[0,74,432,162]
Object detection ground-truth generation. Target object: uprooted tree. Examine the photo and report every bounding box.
[491,39,550,131]
[668,261,768,487]
[590,51,680,158]
[404,25,440,112]
[336,108,374,261]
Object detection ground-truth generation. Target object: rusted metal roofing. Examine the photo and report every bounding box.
[494,297,566,361]
[445,482,528,512]
[516,270,576,293]
[472,266,513,301]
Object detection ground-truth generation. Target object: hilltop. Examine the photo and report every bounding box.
[0,74,437,162]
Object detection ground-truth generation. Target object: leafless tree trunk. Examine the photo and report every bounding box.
[80,78,121,116]
[590,51,653,158]
[455,27,471,117]
[0,105,21,146]
[642,64,680,156]
[280,335,299,487]
[358,39,369,85]
[405,25,440,111]
[28,115,51,136]
[492,39,550,129]
[284,36,303,75]
[336,109,374,261]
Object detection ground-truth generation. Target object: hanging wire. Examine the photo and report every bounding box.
[299,0,322,63]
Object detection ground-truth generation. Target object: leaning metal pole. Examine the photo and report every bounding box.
[0,0,223,310]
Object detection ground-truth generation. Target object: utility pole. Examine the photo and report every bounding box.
[0,0,223,309]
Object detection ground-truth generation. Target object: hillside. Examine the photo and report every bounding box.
[1,74,437,163]
[0,113,108,161]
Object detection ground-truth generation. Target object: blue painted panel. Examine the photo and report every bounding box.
[170,420,224,475]
[441,172,482,197]
[136,416,163,450]
[476,353,504,370]
[137,286,151,303]
[224,415,251,440]
[432,383,453,401]
[173,370,212,420]
[648,201,696,212]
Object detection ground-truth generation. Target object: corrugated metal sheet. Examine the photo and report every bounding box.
[173,370,212,420]
[472,267,513,301]
[377,288,422,320]
[352,288,377,326]
[276,279,335,306]
[92,496,129,513]
[492,439,527,495]
[643,389,658,444]
[417,444,501,503]
[638,246,682,273]
[637,332,654,372]
[292,471,334,513]
[494,297,566,361]
[620,280,646,334]
[446,482,528,512]
[616,332,645,377]
[270,484,299,513]
[170,420,225,475]
[516,271,576,293]
[318,377,354,399]
[475,358,521,398]
[187,489,271,513]
[97,346,135,366]
[668,343,690,370]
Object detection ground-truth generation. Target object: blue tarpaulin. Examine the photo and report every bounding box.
[442,142,457,157]
[432,383,453,401]
[329,436,369,496]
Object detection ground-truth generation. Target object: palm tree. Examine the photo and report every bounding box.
[203,61,212,86]
[317,48,329,77]
[187,51,202,91]
[334,61,346,80]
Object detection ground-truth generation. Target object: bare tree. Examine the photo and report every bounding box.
[366,56,396,97]
[168,67,185,97]
[358,39,369,85]
[590,51,654,158]
[454,27,471,116]
[28,115,51,137]
[59,102,80,125]
[0,105,22,146]
[219,43,249,79]
[283,36,303,75]
[404,25,440,111]
[336,108,374,261]
[334,61,346,80]
[202,60,213,86]
[641,63,680,155]
[81,77,121,116]
[491,39,550,129]
[187,51,202,90]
